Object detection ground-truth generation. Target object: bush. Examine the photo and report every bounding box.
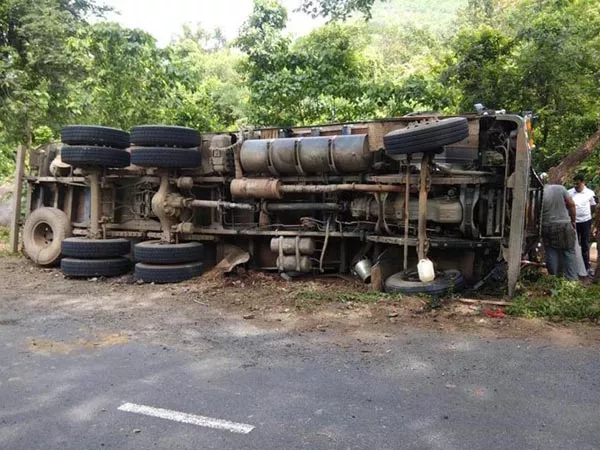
[508,275,600,321]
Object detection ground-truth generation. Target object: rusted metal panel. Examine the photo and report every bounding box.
[231,179,281,199]
[504,115,530,298]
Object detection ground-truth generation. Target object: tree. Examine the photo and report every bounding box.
[165,25,249,130]
[441,25,518,112]
[68,22,171,130]
[0,0,104,147]
[300,0,381,20]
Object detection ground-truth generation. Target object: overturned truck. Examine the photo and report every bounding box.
[22,113,541,297]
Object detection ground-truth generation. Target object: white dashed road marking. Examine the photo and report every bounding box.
[118,402,255,434]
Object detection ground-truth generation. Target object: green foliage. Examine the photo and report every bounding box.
[441,25,518,112]
[165,28,249,130]
[300,0,381,20]
[0,0,104,147]
[369,0,467,33]
[2,0,600,183]
[68,22,171,129]
[508,275,600,321]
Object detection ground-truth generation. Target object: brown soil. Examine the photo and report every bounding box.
[1,256,599,348]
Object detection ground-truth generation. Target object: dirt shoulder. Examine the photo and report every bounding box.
[1,256,599,348]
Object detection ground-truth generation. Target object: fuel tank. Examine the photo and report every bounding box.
[240,134,373,175]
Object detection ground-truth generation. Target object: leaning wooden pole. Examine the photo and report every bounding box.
[417,152,431,261]
[8,145,26,253]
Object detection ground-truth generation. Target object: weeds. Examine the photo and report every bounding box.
[0,226,8,244]
[508,275,600,321]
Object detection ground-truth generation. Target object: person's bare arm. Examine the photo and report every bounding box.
[565,196,576,226]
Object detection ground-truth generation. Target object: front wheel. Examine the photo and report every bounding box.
[22,207,72,266]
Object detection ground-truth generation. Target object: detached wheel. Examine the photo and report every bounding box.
[384,117,469,155]
[61,145,130,168]
[384,269,465,296]
[134,241,204,264]
[61,125,130,149]
[23,207,72,266]
[62,238,131,259]
[130,147,202,168]
[130,125,200,148]
[61,257,130,278]
[135,261,206,283]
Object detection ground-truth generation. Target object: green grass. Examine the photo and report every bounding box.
[508,275,600,322]
[0,226,8,243]
[0,225,12,257]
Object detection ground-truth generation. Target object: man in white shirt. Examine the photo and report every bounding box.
[568,174,596,273]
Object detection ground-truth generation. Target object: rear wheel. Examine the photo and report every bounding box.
[134,241,204,264]
[23,207,72,266]
[384,269,465,296]
[134,261,206,283]
[61,145,130,168]
[384,118,469,155]
[61,238,131,259]
[61,125,130,149]
[130,147,202,168]
[130,125,200,148]
[61,257,131,278]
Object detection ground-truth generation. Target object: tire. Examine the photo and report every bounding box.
[61,257,131,278]
[23,207,72,266]
[61,238,131,259]
[61,125,130,149]
[384,118,469,155]
[61,145,130,168]
[135,261,206,283]
[384,269,465,296]
[130,147,202,168]
[130,125,200,148]
[134,241,204,265]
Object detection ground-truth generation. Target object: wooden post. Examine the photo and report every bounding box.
[8,145,26,253]
[417,152,431,261]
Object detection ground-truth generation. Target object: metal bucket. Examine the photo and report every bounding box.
[353,258,372,283]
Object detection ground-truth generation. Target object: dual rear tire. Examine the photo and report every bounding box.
[60,237,131,278]
[133,240,207,283]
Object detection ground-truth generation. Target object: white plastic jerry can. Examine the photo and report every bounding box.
[417,258,435,283]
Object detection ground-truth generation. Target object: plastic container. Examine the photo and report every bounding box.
[417,259,435,283]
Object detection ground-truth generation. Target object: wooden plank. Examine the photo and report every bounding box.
[8,145,26,253]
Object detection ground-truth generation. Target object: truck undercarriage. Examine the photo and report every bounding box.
[21,113,541,297]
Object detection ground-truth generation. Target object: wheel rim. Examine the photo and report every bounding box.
[33,222,54,248]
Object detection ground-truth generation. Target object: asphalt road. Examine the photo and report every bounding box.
[1,281,599,449]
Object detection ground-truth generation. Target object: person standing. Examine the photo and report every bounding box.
[542,182,578,280]
[568,174,596,273]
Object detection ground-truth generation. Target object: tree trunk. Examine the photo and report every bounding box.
[548,129,600,185]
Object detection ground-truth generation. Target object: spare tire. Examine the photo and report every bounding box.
[61,145,130,168]
[130,125,200,148]
[61,125,130,149]
[130,147,202,168]
[135,261,206,283]
[61,257,131,278]
[23,207,72,266]
[134,241,204,265]
[384,118,469,155]
[384,269,465,296]
[62,237,131,259]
